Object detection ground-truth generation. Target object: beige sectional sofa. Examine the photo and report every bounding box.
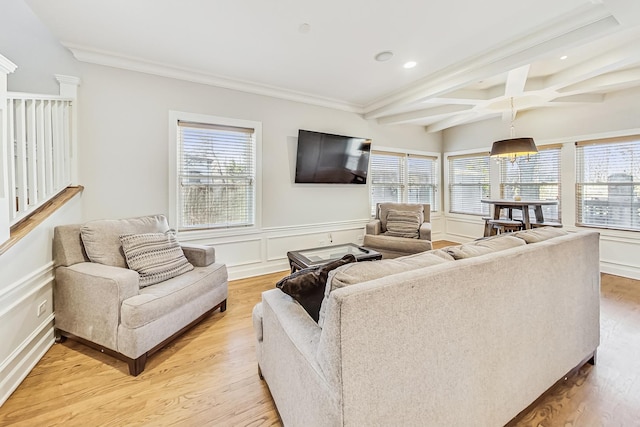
[253,228,600,426]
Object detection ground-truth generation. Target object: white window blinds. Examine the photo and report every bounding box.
[576,136,640,231]
[369,151,438,216]
[177,120,256,230]
[500,145,562,222]
[407,154,439,210]
[448,153,490,216]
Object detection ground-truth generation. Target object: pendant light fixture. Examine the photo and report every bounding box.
[490,97,537,163]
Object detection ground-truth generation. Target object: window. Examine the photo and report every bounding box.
[500,145,562,222]
[369,151,439,216]
[448,153,490,216]
[175,117,259,231]
[576,136,640,231]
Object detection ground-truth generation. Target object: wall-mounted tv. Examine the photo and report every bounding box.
[294,129,372,184]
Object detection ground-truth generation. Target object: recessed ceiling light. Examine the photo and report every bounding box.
[403,61,417,69]
[374,51,394,62]
[560,55,568,60]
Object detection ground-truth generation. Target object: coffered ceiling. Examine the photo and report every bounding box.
[24,0,640,132]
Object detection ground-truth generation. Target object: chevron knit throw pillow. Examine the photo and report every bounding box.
[120,230,194,288]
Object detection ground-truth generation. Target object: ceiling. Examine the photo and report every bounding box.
[24,0,640,132]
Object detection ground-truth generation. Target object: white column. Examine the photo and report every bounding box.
[55,74,81,185]
[0,54,17,245]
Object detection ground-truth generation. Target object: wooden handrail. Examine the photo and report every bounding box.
[0,185,84,256]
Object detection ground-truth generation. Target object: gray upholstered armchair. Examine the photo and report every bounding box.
[363,203,432,258]
[52,214,228,375]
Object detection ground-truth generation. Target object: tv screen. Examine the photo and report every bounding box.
[295,130,372,184]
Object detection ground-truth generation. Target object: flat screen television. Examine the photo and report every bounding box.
[294,129,372,184]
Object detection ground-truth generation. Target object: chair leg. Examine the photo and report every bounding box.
[258,365,264,380]
[127,354,147,376]
[483,218,492,237]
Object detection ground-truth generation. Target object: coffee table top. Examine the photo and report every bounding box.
[287,243,381,270]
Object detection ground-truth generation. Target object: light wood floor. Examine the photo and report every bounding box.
[1,242,639,426]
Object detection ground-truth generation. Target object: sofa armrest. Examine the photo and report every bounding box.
[419,222,432,241]
[366,219,382,235]
[181,243,216,267]
[54,263,140,350]
[261,289,324,372]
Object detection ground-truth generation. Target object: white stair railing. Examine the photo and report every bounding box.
[6,93,73,225]
[0,53,79,243]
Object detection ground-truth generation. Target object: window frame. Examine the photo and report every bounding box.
[576,135,640,232]
[446,151,491,216]
[168,110,262,236]
[499,144,562,222]
[368,148,440,217]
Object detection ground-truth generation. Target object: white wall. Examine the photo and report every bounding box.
[77,63,442,278]
[442,87,640,279]
[0,194,83,406]
[0,1,85,406]
[0,0,79,94]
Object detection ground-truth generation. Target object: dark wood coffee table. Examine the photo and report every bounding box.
[287,243,382,272]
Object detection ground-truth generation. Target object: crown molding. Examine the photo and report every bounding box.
[0,54,17,75]
[63,43,364,114]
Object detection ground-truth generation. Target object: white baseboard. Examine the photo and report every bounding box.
[600,260,640,281]
[0,316,54,407]
[0,265,55,407]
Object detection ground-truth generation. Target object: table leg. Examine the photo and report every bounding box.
[534,205,544,223]
[522,206,531,229]
[493,205,501,220]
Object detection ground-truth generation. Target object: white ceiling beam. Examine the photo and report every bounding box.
[549,93,605,103]
[427,89,490,105]
[543,40,640,91]
[364,5,620,119]
[556,67,640,94]
[504,64,531,97]
[377,105,473,125]
[426,111,486,133]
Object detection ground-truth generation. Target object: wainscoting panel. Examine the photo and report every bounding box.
[181,219,369,280]
[443,216,484,243]
[0,264,55,406]
[599,233,640,280]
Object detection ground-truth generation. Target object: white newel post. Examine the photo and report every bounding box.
[0,54,17,245]
[55,74,81,184]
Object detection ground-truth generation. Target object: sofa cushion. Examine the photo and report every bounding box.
[514,227,568,243]
[120,231,194,288]
[384,210,421,238]
[276,254,356,322]
[330,250,453,288]
[445,235,526,260]
[317,249,453,327]
[120,262,227,329]
[80,214,169,268]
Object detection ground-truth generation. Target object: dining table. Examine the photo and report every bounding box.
[480,198,559,230]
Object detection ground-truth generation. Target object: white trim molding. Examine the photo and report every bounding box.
[65,43,362,113]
